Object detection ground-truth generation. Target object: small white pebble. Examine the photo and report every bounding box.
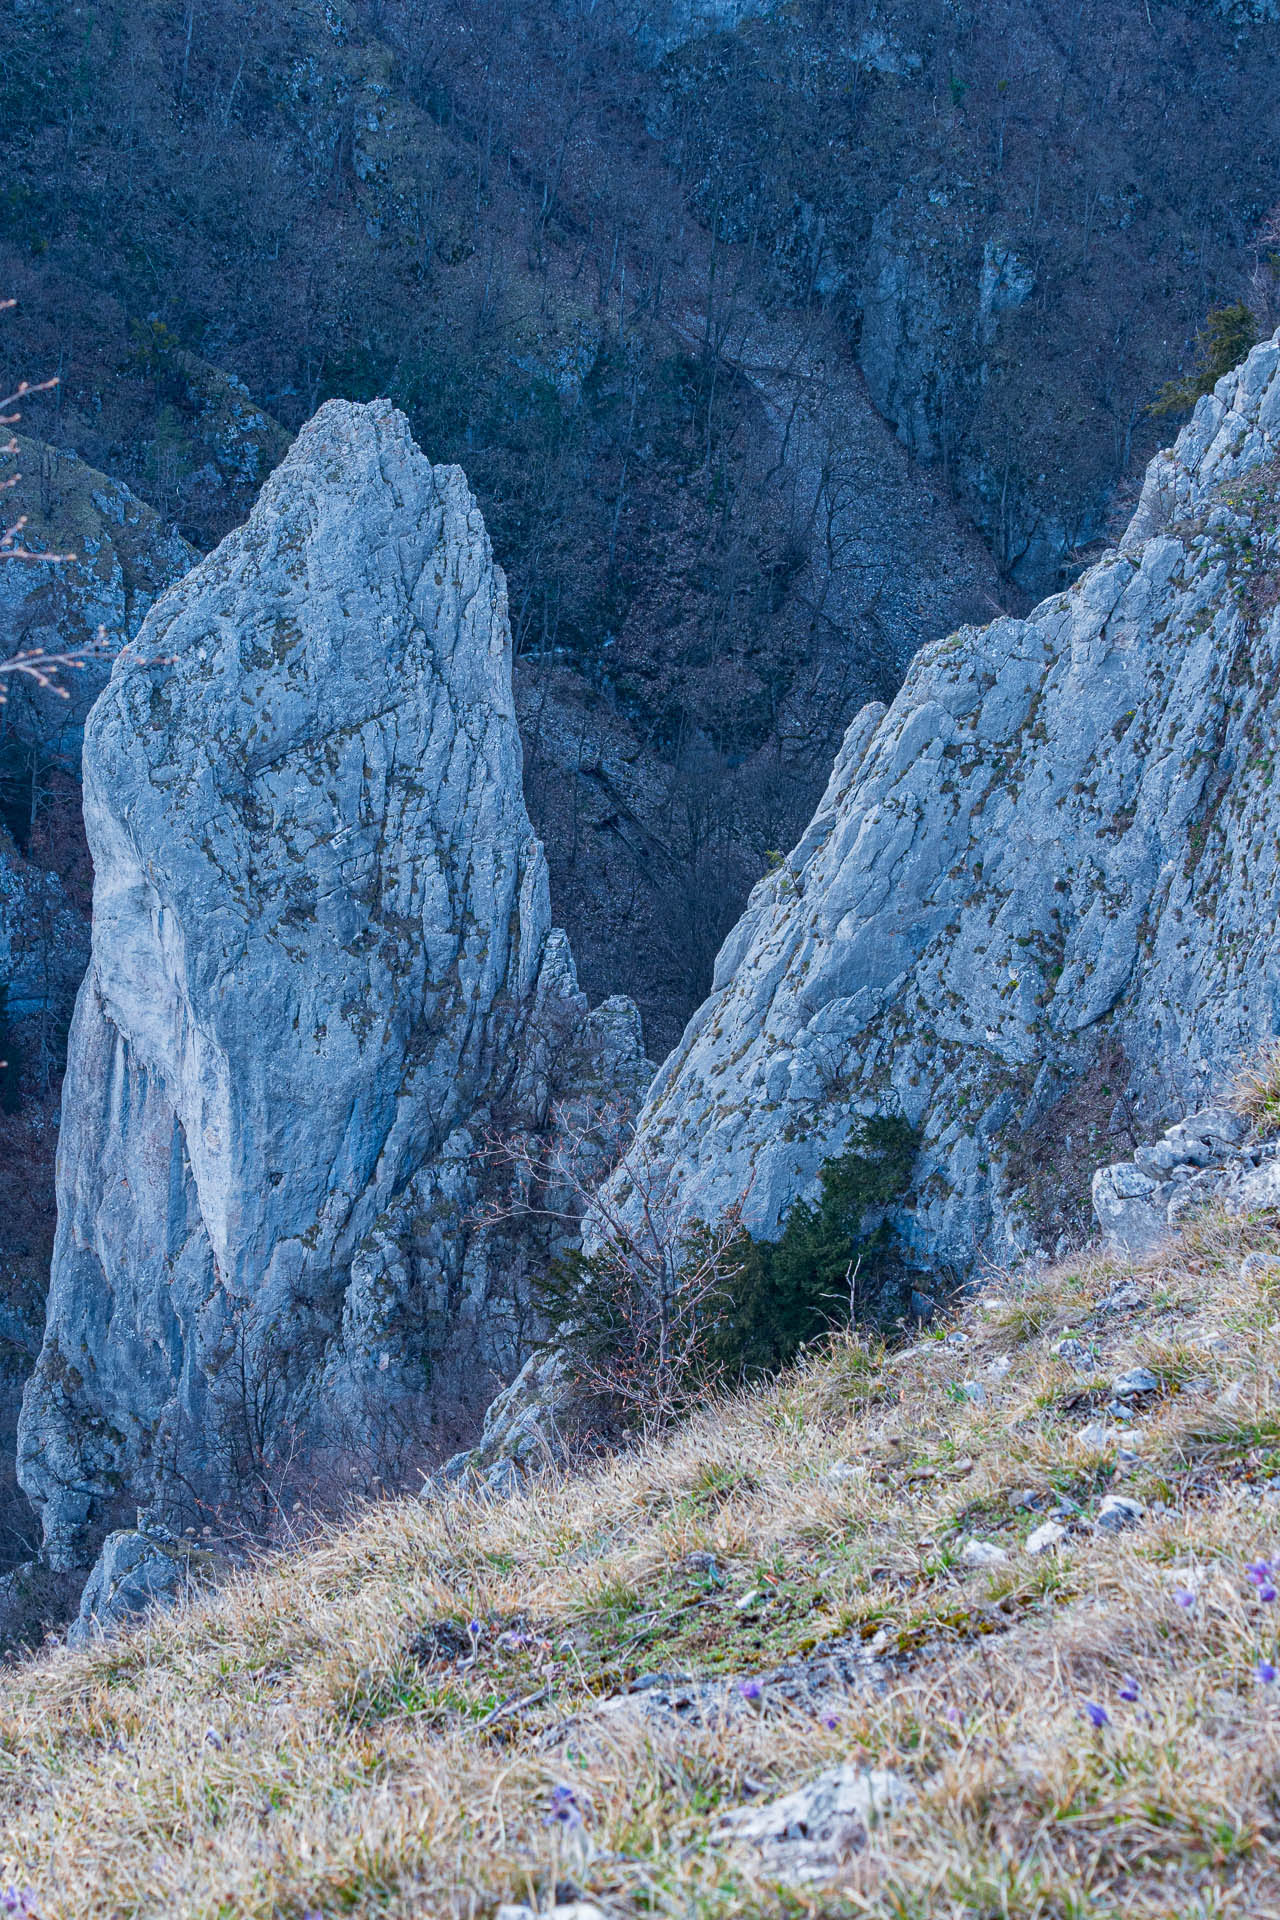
[1026,1520,1069,1556]
[822,1461,868,1485]
[960,1538,1009,1568]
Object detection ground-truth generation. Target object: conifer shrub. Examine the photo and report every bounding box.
[706,1115,921,1380]
[1151,302,1259,416]
[533,1114,920,1426]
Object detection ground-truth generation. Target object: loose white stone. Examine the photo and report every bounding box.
[1111,1368,1160,1398]
[1026,1520,1069,1556]
[719,1765,913,1886]
[960,1538,1009,1568]
[1096,1494,1145,1532]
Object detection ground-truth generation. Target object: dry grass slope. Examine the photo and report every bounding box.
[4,1205,1280,1917]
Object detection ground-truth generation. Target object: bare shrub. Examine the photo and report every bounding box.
[482,1105,750,1435]
[0,311,82,703]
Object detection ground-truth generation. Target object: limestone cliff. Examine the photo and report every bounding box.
[18,400,649,1566]
[599,333,1280,1283]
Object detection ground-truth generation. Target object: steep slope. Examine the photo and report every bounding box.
[3,1166,1280,1915]
[16,401,649,1571]
[601,334,1280,1279]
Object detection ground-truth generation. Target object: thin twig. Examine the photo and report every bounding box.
[475,1683,552,1729]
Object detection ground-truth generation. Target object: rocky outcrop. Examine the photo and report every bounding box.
[1093,1107,1280,1254]
[66,1527,220,1648]
[594,333,1280,1283]
[18,400,649,1568]
[622,0,774,58]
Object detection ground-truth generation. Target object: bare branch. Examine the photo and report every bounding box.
[481,1102,754,1433]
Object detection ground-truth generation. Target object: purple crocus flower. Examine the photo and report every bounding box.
[468,1618,483,1637]
[1173,1589,1196,1609]
[1117,1676,1139,1702]
[1082,1701,1109,1730]
[821,1713,839,1731]
[1246,1561,1272,1587]
[739,1679,763,1701]
[544,1783,584,1828]
[1257,1660,1277,1685]
[1261,1586,1278,1603]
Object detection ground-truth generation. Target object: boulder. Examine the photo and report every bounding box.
[66,1529,207,1647]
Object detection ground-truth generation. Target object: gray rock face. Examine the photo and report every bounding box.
[66,1528,207,1648]
[0,837,91,1038]
[1094,1109,1280,1253]
[857,193,1085,593]
[18,399,649,1567]
[0,439,196,1030]
[621,0,774,59]
[600,334,1280,1281]
[0,435,196,766]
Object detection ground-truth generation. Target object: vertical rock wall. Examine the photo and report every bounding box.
[597,335,1280,1278]
[18,400,649,1566]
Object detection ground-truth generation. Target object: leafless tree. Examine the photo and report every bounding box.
[482,1103,751,1432]
[0,304,83,706]
[1250,202,1280,334]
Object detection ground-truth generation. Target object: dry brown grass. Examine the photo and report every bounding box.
[3,1208,1280,1917]
[1231,1041,1280,1139]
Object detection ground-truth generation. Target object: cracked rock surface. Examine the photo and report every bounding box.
[1094,1107,1280,1253]
[19,400,649,1568]
[600,333,1280,1276]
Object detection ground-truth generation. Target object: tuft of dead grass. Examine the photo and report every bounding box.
[3,1209,1280,1916]
[1231,1040,1280,1138]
